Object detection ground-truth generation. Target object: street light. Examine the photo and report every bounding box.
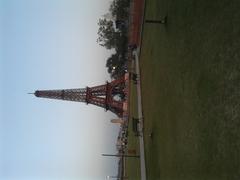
[106,175,119,179]
[106,175,128,179]
[102,153,140,158]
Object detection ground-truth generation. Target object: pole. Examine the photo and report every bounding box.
[145,16,167,24]
[102,154,140,158]
[106,175,128,179]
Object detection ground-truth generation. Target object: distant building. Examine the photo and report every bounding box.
[111,118,125,125]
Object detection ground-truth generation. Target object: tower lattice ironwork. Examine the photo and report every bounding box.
[34,75,128,117]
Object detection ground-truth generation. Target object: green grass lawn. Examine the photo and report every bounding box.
[140,0,240,179]
[125,81,141,180]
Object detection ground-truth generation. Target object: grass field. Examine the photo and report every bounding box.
[138,0,240,179]
[125,80,141,180]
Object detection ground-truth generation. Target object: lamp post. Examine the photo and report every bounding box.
[106,175,128,179]
[106,175,119,179]
[102,153,140,158]
[145,16,168,24]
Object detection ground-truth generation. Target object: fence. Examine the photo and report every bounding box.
[128,0,145,45]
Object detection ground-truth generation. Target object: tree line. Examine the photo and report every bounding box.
[97,0,130,79]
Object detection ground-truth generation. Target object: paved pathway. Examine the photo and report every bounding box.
[133,49,147,180]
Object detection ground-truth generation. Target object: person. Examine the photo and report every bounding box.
[131,72,138,84]
[128,44,137,51]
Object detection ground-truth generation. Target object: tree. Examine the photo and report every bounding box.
[96,0,131,79]
[106,53,126,79]
[106,54,119,73]
[97,18,116,49]
[109,0,130,20]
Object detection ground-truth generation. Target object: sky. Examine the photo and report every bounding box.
[0,0,121,179]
